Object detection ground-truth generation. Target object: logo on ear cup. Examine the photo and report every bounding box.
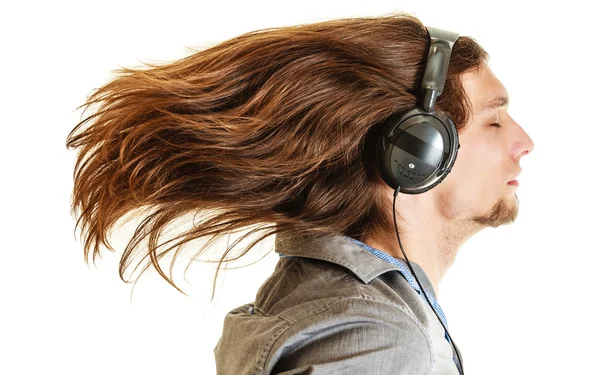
[397,162,426,180]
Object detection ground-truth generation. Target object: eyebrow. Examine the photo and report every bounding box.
[478,95,509,114]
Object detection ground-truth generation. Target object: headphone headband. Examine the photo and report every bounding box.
[422,27,460,112]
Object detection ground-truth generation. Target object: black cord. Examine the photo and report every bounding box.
[393,186,464,375]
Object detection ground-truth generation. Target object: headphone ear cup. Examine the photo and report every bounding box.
[375,108,459,194]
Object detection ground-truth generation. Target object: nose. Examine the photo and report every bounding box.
[513,125,534,162]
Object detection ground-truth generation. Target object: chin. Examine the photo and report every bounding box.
[472,195,520,227]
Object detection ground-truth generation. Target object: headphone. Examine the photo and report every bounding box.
[374,26,465,375]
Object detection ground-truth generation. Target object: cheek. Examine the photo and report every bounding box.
[445,143,495,194]
[450,146,507,209]
[448,144,474,179]
[452,139,497,178]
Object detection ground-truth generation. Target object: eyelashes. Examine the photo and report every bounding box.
[490,111,501,127]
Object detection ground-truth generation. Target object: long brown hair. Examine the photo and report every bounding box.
[65,12,488,300]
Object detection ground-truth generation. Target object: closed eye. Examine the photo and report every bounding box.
[490,123,501,127]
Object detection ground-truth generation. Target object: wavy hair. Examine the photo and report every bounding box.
[65,12,489,299]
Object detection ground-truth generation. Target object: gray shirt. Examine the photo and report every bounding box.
[214,231,461,374]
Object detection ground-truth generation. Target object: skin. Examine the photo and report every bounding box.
[364,64,535,297]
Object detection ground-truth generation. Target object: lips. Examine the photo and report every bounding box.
[508,170,522,183]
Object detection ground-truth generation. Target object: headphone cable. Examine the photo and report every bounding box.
[393,185,464,375]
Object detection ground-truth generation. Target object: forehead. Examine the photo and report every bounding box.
[462,66,509,114]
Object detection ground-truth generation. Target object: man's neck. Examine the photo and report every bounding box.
[363,194,483,296]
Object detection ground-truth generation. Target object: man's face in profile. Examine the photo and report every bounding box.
[433,65,535,228]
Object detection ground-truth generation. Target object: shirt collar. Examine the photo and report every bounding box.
[274,231,436,297]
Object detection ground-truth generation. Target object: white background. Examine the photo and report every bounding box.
[2,1,598,374]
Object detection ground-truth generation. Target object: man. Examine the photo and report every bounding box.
[214,64,534,375]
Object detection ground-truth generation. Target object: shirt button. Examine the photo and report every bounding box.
[248,306,255,314]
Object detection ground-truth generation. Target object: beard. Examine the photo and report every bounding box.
[471,193,520,228]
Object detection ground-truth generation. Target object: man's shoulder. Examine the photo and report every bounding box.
[261,296,434,374]
[256,255,424,326]
[215,256,435,374]
[215,296,434,375]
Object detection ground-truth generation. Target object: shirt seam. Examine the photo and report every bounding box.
[255,295,434,375]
